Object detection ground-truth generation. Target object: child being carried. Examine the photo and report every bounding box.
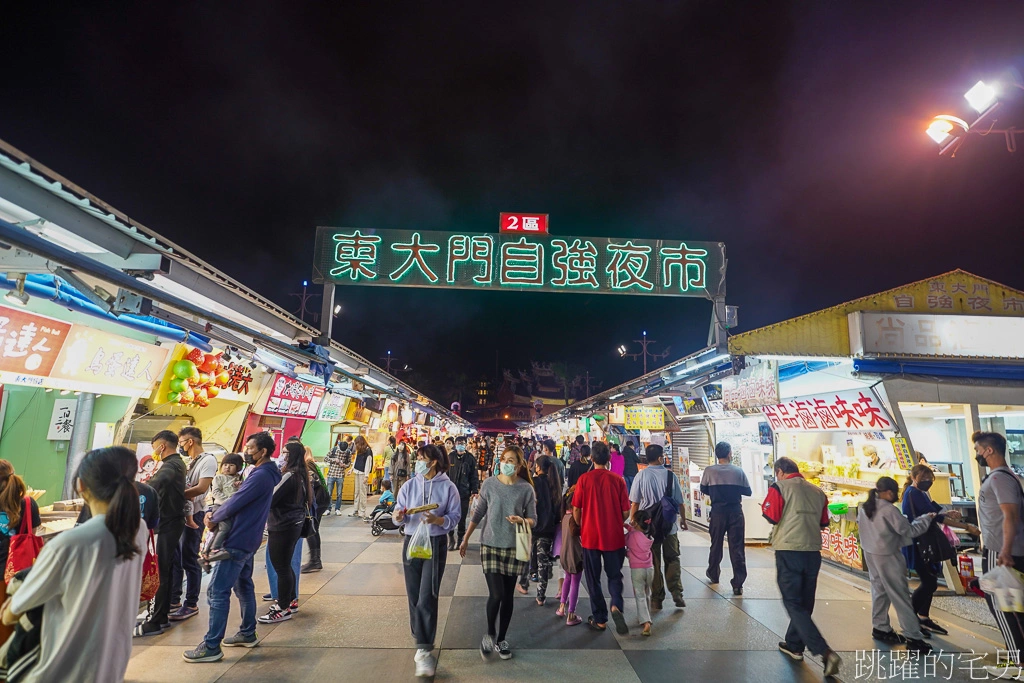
[200,453,245,571]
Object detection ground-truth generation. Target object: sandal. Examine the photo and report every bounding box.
[642,623,652,637]
[566,614,583,626]
[536,598,545,607]
[555,604,566,617]
[133,621,164,637]
[587,616,607,631]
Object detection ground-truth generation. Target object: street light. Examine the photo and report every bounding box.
[964,80,997,113]
[927,74,1022,155]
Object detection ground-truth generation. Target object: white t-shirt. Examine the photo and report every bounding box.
[11,515,148,683]
[186,452,219,516]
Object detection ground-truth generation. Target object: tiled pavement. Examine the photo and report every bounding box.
[127,512,1011,682]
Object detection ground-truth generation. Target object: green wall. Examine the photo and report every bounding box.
[300,420,335,457]
[0,386,133,505]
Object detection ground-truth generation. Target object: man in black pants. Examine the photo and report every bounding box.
[448,436,479,551]
[135,430,187,637]
[700,441,752,595]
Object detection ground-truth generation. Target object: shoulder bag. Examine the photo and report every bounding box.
[139,529,160,601]
[5,497,43,582]
[907,490,955,565]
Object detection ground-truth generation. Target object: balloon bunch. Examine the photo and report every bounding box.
[167,347,232,407]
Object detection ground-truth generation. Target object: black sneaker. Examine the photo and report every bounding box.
[732,586,743,596]
[778,641,804,661]
[823,650,842,678]
[223,632,259,648]
[872,628,907,645]
[497,640,512,660]
[182,641,224,663]
[672,594,686,608]
[289,599,299,612]
[907,638,932,654]
[262,593,274,602]
[480,634,495,661]
[918,617,948,636]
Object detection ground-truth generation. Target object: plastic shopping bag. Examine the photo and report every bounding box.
[979,565,1024,612]
[941,524,961,548]
[406,521,433,561]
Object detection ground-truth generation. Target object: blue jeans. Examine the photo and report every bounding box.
[266,538,302,600]
[203,548,256,650]
[326,476,345,511]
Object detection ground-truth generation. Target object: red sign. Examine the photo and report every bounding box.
[500,213,549,234]
[0,305,72,376]
[263,374,325,419]
[761,389,893,432]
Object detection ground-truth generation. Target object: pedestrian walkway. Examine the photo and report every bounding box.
[126,515,1007,682]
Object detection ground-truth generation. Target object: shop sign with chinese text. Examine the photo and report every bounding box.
[317,392,350,422]
[761,389,893,433]
[50,325,169,394]
[624,405,665,430]
[0,304,72,376]
[313,227,725,298]
[722,361,779,410]
[500,213,548,234]
[47,398,77,441]
[262,374,325,419]
[849,311,1024,360]
[821,517,863,570]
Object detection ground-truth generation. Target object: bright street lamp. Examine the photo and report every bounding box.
[964,80,997,113]
[926,115,969,144]
[926,74,1022,155]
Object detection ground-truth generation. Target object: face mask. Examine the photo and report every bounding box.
[917,480,933,492]
[456,444,466,453]
[415,461,429,476]
[500,462,517,477]
[244,449,259,465]
[976,454,988,468]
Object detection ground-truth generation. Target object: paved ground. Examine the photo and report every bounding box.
[127,510,1012,682]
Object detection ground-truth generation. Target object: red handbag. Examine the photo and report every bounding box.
[5,496,43,582]
[139,529,160,601]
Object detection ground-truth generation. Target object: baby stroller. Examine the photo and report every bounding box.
[369,500,404,537]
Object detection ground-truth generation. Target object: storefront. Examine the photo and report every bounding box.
[0,302,170,503]
[245,372,327,456]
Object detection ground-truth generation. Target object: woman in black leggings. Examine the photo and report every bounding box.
[460,446,537,661]
[260,442,311,624]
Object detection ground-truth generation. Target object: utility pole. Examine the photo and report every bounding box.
[380,350,411,374]
[618,331,670,375]
[581,370,601,398]
[290,280,320,324]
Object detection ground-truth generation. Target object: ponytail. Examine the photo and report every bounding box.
[77,447,141,560]
[0,460,27,528]
[862,489,879,520]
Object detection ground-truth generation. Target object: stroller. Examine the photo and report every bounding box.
[369,500,404,537]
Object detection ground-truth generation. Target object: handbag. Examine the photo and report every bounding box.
[5,497,43,582]
[515,520,532,562]
[139,529,160,601]
[908,491,955,565]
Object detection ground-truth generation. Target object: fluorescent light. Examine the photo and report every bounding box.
[754,355,849,363]
[27,224,107,254]
[608,393,624,400]
[964,80,997,113]
[900,404,951,412]
[932,416,965,421]
[674,353,729,377]
[362,375,390,390]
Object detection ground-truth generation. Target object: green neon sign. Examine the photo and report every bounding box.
[313,227,725,298]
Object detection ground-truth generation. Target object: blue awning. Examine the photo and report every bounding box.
[853,358,1024,382]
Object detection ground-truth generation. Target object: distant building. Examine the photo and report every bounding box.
[469,362,587,424]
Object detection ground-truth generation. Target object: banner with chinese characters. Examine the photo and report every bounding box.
[624,405,665,430]
[761,389,894,432]
[890,436,915,470]
[849,311,1024,360]
[47,398,77,441]
[821,515,863,570]
[317,392,350,422]
[50,325,169,394]
[722,361,779,410]
[0,304,72,376]
[260,374,325,419]
[313,227,725,298]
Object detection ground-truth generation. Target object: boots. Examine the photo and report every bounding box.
[301,548,323,573]
[448,531,457,551]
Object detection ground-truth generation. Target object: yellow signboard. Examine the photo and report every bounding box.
[890,436,915,470]
[624,405,665,430]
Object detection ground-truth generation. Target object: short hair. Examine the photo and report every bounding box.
[418,444,450,474]
[580,445,591,459]
[575,435,585,444]
[973,431,1007,457]
[152,430,178,448]
[591,441,610,466]
[543,438,557,454]
[287,435,301,442]
[455,436,467,444]
[221,453,245,471]
[774,457,800,475]
[178,426,203,442]
[246,432,277,459]
[645,444,664,464]
[715,442,733,461]
[382,480,392,490]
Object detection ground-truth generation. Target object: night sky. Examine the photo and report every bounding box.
[2,2,1023,402]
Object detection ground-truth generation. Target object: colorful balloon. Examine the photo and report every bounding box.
[169,377,188,393]
[167,391,181,403]
[186,347,205,365]
[206,385,220,399]
[216,370,230,386]
[200,354,219,373]
[172,360,198,380]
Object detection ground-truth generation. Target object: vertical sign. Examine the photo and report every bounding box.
[48,398,77,441]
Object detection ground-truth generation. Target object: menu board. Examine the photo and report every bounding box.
[263,374,325,419]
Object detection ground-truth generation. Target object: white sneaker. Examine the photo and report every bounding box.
[333,510,342,516]
[414,649,436,677]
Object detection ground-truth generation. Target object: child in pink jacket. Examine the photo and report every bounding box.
[625,521,654,636]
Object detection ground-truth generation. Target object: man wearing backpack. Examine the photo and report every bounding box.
[700,442,752,595]
[628,444,686,610]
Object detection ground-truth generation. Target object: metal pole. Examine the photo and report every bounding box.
[63,392,95,499]
[316,282,335,346]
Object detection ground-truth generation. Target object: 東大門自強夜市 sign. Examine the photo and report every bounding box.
[312,227,725,297]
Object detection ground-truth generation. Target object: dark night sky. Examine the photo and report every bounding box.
[2,2,1023,401]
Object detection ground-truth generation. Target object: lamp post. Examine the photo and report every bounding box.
[927,77,1023,156]
[618,330,670,375]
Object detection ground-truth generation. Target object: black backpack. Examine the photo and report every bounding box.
[640,470,679,542]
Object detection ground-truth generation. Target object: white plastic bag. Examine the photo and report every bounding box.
[406,520,432,561]
[979,565,1024,612]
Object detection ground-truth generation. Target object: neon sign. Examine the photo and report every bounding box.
[313,227,725,298]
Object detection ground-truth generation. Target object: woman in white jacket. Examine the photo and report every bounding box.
[857,476,936,653]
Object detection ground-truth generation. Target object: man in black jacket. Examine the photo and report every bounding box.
[136,430,187,636]
[622,440,641,493]
[447,436,479,550]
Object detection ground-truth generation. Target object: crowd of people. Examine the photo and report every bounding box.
[3,427,1022,681]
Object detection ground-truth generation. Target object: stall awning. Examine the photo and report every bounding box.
[853,359,1024,382]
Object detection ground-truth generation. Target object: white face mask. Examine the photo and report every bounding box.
[500,462,516,477]
[415,461,429,476]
